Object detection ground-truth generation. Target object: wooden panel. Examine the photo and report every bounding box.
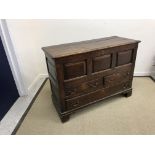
[117,50,133,66]
[64,63,132,88]
[55,43,137,64]
[93,54,112,72]
[47,61,57,80]
[55,63,66,112]
[64,61,86,79]
[49,75,58,89]
[64,63,132,84]
[50,82,60,102]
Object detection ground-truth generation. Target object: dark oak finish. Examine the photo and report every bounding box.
[42,36,140,122]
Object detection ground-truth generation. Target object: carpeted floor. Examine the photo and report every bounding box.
[16,77,155,135]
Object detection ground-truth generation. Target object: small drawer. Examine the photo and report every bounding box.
[64,78,104,99]
[105,69,131,87]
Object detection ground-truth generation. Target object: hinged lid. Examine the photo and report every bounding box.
[42,36,140,58]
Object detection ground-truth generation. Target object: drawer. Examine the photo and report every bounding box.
[66,82,130,111]
[64,78,104,99]
[104,67,131,87]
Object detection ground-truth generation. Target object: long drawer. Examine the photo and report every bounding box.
[64,64,132,99]
[64,78,104,99]
[65,82,130,111]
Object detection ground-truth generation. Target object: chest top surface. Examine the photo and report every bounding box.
[42,36,140,59]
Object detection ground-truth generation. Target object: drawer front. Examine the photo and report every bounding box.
[64,78,104,99]
[104,69,130,87]
[66,82,130,111]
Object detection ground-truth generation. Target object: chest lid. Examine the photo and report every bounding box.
[42,36,140,58]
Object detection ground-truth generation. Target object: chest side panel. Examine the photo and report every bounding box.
[45,56,65,113]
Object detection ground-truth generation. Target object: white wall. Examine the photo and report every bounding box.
[6,19,155,90]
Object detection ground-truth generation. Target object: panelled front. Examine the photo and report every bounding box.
[63,45,136,111]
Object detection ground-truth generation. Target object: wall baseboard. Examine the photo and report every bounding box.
[0,74,47,135]
[28,74,48,93]
[134,72,151,76]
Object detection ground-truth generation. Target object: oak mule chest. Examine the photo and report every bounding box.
[42,36,140,122]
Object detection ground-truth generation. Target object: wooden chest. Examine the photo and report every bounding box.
[42,36,140,122]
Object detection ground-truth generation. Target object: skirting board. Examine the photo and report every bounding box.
[0,74,48,135]
[28,74,48,93]
[150,71,155,81]
[134,72,151,76]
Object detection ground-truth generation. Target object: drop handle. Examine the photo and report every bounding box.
[88,82,98,88]
[66,88,77,95]
[123,83,128,89]
[73,100,80,107]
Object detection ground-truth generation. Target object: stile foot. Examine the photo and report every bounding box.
[123,90,132,97]
[60,115,70,123]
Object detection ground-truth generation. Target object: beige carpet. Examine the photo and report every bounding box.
[16,77,155,135]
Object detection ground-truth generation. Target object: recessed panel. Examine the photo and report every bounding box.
[47,61,57,80]
[64,61,86,79]
[117,50,133,66]
[93,54,112,72]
